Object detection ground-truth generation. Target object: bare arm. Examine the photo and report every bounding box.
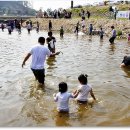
[22,53,31,68]
[53,93,58,102]
[90,89,96,100]
[120,63,126,68]
[50,52,60,57]
[72,89,80,98]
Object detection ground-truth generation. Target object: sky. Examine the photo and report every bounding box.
[0,0,125,11]
[32,0,104,11]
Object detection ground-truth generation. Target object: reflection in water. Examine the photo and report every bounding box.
[55,112,70,126]
[88,35,92,42]
[110,44,116,51]
[46,56,56,69]
[121,66,130,78]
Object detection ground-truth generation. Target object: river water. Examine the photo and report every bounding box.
[0,28,130,127]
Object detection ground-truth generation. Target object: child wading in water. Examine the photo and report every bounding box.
[99,28,104,40]
[74,21,79,35]
[73,74,96,104]
[60,26,64,38]
[53,82,77,113]
[109,26,116,45]
[46,31,56,53]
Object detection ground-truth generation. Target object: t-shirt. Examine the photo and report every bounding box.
[100,30,104,36]
[54,92,74,111]
[76,84,92,101]
[29,44,51,69]
[27,24,31,30]
[81,20,85,27]
[46,36,56,49]
[112,29,116,37]
[122,56,130,66]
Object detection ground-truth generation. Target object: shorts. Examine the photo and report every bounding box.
[109,36,116,43]
[57,108,69,113]
[100,35,103,39]
[31,68,45,84]
[77,100,87,104]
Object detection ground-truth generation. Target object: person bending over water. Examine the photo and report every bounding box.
[22,37,60,86]
[73,74,96,104]
[120,56,130,67]
[53,82,77,113]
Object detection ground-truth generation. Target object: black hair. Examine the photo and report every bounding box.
[48,31,52,36]
[111,26,114,29]
[78,74,88,85]
[38,37,45,44]
[124,56,127,60]
[59,82,68,93]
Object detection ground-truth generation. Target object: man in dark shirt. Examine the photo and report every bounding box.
[120,56,130,67]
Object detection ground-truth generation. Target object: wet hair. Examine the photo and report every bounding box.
[78,74,88,85]
[124,56,127,60]
[48,31,52,36]
[111,26,114,29]
[38,37,45,44]
[59,82,68,93]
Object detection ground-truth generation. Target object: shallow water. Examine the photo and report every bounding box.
[0,28,130,126]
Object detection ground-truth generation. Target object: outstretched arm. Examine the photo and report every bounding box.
[53,93,58,102]
[22,53,31,68]
[120,63,125,68]
[72,89,79,98]
[50,52,60,57]
[90,89,96,100]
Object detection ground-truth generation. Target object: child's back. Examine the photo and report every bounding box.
[53,82,74,112]
[76,84,92,102]
[73,74,96,104]
[54,92,73,112]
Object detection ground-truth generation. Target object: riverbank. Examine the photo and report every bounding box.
[25,17,130,39]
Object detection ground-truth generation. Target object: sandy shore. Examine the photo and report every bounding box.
[25,17,130,39]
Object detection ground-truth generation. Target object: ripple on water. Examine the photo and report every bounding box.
[0,29,130,126]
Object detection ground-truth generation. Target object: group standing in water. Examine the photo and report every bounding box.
[0,17,127,113]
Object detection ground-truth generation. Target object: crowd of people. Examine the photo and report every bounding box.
[37,8,72,19]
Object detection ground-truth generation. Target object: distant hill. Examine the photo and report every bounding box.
[0,1,36,16]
